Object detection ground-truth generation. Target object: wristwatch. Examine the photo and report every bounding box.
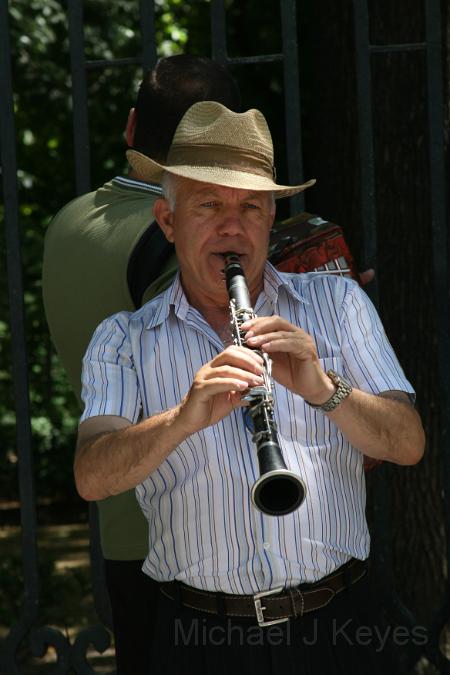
[306,369,353,412]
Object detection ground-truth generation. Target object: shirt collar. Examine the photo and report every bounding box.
[112,175,163,196]
[145,273,186,329]
[261,262,308,307]
[145,262,308,330]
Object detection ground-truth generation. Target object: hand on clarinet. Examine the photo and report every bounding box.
[178,345,265,434]
[241,315,335,406]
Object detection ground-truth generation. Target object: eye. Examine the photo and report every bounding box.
[243,202,260,210]
[201,200,219,208]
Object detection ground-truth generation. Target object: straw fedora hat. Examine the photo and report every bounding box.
[126,101,316,199]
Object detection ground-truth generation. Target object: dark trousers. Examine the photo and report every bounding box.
[103,559,159,675]
[148,574,406,675]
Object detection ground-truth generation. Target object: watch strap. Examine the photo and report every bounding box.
[306,369,353,412]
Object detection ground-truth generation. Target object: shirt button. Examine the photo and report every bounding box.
[263,542,270,550]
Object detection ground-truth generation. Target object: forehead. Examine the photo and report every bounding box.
[178,178,270,203]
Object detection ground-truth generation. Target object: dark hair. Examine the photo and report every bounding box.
[132,55,241,161]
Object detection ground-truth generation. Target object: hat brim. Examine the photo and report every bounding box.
[126,149,316,199]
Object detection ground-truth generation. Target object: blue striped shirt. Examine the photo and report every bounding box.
[81,263,414,593]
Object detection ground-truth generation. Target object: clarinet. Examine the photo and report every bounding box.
[223,253,306,516]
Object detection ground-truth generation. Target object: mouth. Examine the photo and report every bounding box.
[213,252,246,270]
[210,252,245,282]
[212,251,246,261]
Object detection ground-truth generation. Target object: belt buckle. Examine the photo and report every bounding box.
[253,587,289,627]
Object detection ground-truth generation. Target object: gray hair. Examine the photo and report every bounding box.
[161,171,275,213]
[161,172,182,210]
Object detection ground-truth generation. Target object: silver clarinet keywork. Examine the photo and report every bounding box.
[223,253,306,516]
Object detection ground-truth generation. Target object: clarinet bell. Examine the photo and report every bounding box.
[251,436,306,516]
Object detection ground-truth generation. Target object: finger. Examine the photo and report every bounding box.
[359,268,375,285]
[223,344,265,363]
[213,346,265,373]
[240,315,286,330]
[247,333,315,360]
[228,391,250,408]
[245,330,299,348]
[260,338,305,354]
[203,365,265,387]
[241,316,297,337]
[194,377,250,398]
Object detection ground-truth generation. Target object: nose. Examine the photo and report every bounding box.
[217,206,244,236]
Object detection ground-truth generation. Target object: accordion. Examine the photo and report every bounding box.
[269,212,359,281]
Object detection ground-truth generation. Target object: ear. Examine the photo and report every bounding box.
[269,203,276,230]
[270,207,276,225]
[125,108,136,146]
[153,198,175,243]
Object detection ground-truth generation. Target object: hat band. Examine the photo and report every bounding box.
[166,143,275,180]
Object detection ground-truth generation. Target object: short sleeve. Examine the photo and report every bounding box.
[340,284,415,399]
[80,312,142,423]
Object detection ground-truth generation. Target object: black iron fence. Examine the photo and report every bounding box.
[0,0,448,673]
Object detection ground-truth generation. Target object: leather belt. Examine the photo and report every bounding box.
[160,558,367,627]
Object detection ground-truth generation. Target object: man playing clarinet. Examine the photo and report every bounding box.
[74,101,425,674]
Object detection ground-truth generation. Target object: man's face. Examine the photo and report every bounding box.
[154,178,276,310]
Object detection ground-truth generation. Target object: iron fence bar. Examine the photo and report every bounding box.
[424,0,450,671]
[352,0,378,282]
[88,503,113,632]
[85,57,143,69]
[67,0,116,667]
[223,54,284,64]
[67,0,91,196]
[280,0,305,215]
[139,0,157,72]
[210,0,228,64]
[0,1,40,673]
[370,42,426,53]
[84,54,288,69]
